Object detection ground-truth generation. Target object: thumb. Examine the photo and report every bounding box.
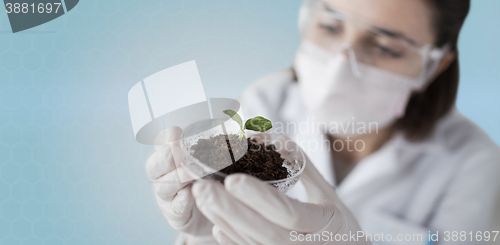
[154,126,182,151]
[300,148,360,231]
[300,154,338,204]
[274,134,337,204]
[224,174,335,233]
[274,136,363,236]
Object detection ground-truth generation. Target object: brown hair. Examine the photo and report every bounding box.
[397,0,470,141]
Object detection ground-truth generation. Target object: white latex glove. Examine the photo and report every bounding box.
[191,135,371,245]
[147,127,217,244]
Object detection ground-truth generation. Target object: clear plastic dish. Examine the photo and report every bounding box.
[179,118,306,193]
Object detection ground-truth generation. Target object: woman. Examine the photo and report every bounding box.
[147,0,500,244]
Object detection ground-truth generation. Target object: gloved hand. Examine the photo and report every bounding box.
[191,135,371,245]
[146,127,217,244]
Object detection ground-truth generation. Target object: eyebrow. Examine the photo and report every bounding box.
[373,27,418,45]
[323,4,341,15]
[322,3,419,46]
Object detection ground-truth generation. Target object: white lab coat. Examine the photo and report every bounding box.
[237,68,500,244]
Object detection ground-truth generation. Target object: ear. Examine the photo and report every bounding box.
[415,51,456,92]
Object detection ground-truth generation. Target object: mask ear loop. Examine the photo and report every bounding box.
[414,43,452,89]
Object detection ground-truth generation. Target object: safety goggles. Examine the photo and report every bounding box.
[300,0,450,80]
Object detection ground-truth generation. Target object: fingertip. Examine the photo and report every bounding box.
[154,126,183,148]
[225,174,270,199]
[165,126,183,142]
[224,174,246,191]
[191,180,207,198]
[212,225,221,238]
[171,186,194,215]
[212,226,224,245]
[192,180,217,199]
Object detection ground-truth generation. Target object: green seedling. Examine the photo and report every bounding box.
[223,109,272,140]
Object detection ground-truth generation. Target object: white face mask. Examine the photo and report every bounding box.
[294,42,427,136]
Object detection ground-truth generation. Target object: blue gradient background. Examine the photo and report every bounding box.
[0,0,498,244]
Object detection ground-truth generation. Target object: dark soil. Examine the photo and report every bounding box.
[191,134,288,181]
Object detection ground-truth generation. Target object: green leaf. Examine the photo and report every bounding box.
[223,109,245,140]
[223,110,273,140]
[223,109,244,130]
[244,116,272,132]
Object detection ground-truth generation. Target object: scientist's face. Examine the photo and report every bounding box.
[302,0,440,78]
[323,0,435,47]
[294,0,448,133]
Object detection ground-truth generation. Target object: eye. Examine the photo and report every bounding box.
[319,23,342,35]
[377,45,403,58]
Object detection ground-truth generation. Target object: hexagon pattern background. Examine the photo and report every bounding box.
[0,0,499,244]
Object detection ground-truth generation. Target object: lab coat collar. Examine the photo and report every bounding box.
[335,132,403,197]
